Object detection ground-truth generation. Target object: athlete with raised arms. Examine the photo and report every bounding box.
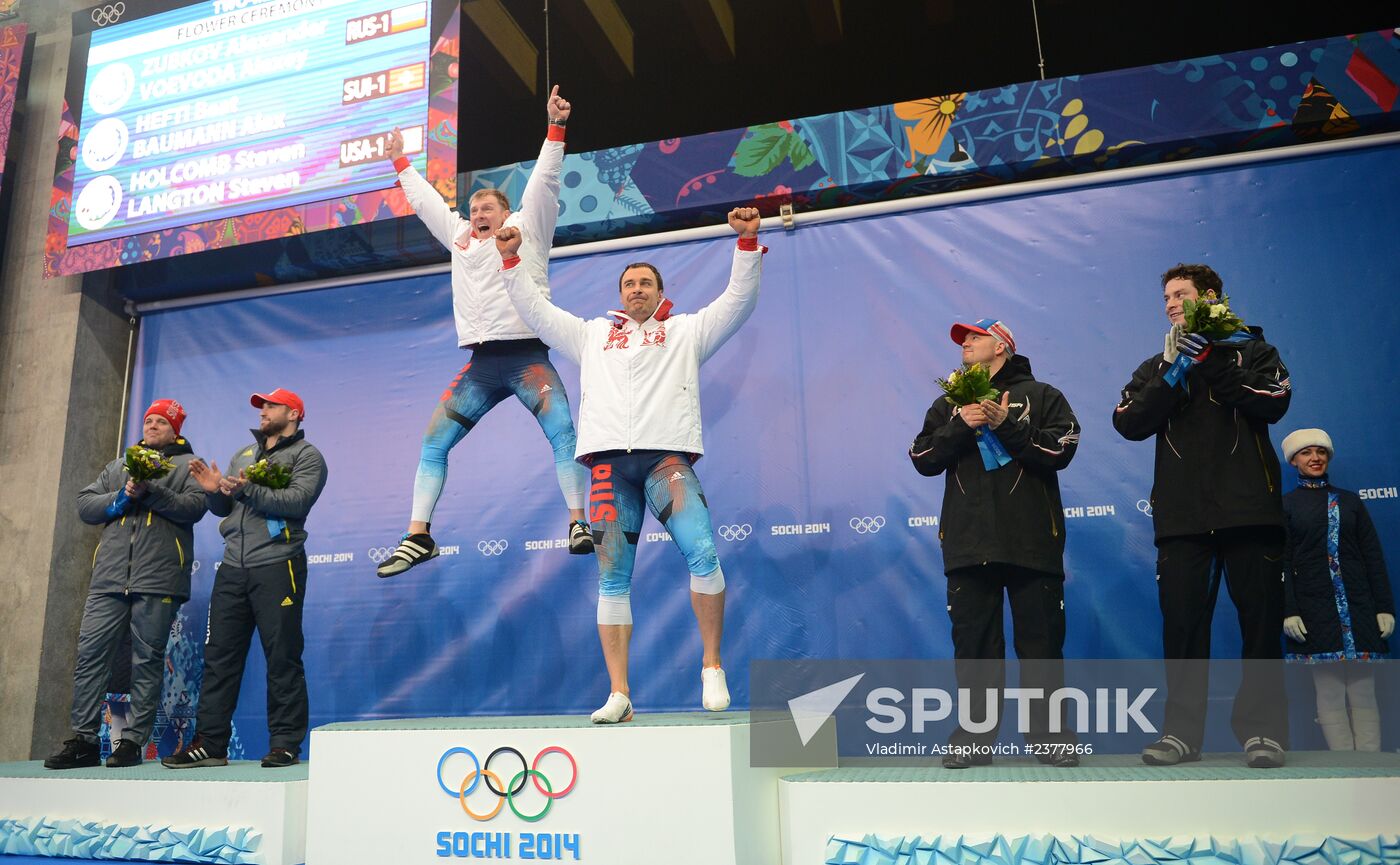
[375,86,592,577]
[494,207,765,721]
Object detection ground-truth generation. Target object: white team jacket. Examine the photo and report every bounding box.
[396,137,562,347]
[502,242,764,458]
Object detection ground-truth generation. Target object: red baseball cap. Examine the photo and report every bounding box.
[250,388,306,420]
[950,318,1017,355]
[145,399,186,436]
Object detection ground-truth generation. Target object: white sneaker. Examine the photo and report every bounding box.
[590,691,633,724]
[702,666,730,711]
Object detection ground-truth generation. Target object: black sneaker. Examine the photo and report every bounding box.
[107,738,143,768]
[1141,734,1201,766]
[1244,736,1285,768]
[568,520,594,555]
[1035,751,1081,768]
[377,532,439,577]
[44,737,100,770]
[942,749,993,769]
[161,737,228,768]
[261,747,300,768]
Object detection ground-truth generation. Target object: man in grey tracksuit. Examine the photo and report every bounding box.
[45,399,206,769]
[163,388,328,769]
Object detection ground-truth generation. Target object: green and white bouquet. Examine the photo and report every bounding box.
[1181,289,1246,339]
[123,445,174,482]
[244,458,291,489]
[1165,289,1253,386]
[936,362,1000,407]
[935,363,1011,470]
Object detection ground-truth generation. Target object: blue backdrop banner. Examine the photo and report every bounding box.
[125,142,1400,759]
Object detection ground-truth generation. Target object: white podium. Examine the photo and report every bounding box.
[305,712,787,864]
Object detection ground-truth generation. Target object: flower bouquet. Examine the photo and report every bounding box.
[244,459,292,539]
[123,445,174,482]
[244,459,291,489]
[1164,289,1253,386]
[936,363,1012,471]
[1182,289,1246,338]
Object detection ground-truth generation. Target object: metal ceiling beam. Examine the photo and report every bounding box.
[462,0,539,94]
[681,0,736,61]
[558,0,636,80]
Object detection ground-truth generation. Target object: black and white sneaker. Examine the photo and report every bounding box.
[44,737,99,770]
[377,532,439,577]
[1141,734,1201,766]
[1244,736,1285,768]
[568,520,594,555]
[106,738,142,768]
[261,747,299,768]
[1035,751,1081,768]
[161,737,228,768]
[941,749,993,769]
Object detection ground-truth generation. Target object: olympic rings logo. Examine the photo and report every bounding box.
[91,2,126,25]
[1136,499,1153,517]
[436,746,577,823]
[717,524,752,542]
[367,546,394,564]
[477,539,508,556]
[849,516,886,534]
[191,560,201,574]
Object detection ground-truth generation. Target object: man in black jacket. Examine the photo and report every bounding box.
[163,388,328,769]
[45,400,206,769]
[1113,263,1291,768]
[911,318,1080,767]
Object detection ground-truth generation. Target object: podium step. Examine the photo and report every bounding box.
[779,752,1400,865]
[0,760,308,864]
[306,711,788,864]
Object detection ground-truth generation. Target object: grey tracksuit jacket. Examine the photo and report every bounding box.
[208,428,328,568]
[77,437,207,601]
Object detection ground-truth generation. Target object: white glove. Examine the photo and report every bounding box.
[1283,616,1307,642]
[1380,613,1395,639]
[1163,324,1182,364]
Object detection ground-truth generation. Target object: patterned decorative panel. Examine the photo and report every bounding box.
[0,23,28,202]
[824,835,1400,865]
[0,816,261,863]
[472,29,1400,243]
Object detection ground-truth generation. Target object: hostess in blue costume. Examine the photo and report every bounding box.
[1280,428,1394,752]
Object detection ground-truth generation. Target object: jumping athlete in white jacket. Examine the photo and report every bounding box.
[495,207,764,721]
[375,87,592,577]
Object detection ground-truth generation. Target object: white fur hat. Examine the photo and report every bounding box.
[1282,428,1334,463]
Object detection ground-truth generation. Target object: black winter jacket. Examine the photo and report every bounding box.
[1112,327,1290,541]
[1282,482,1393,656]
[910,355,1079,576]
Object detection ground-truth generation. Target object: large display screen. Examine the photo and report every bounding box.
[69,0,430,244]
[46,0,458,276]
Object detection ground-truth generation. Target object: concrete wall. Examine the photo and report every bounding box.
[0,0,130,761]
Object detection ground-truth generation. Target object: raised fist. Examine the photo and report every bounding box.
[728,206,760,238]
[495,225,523,258]
[385,127,404,162]
[547,85,571,123]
